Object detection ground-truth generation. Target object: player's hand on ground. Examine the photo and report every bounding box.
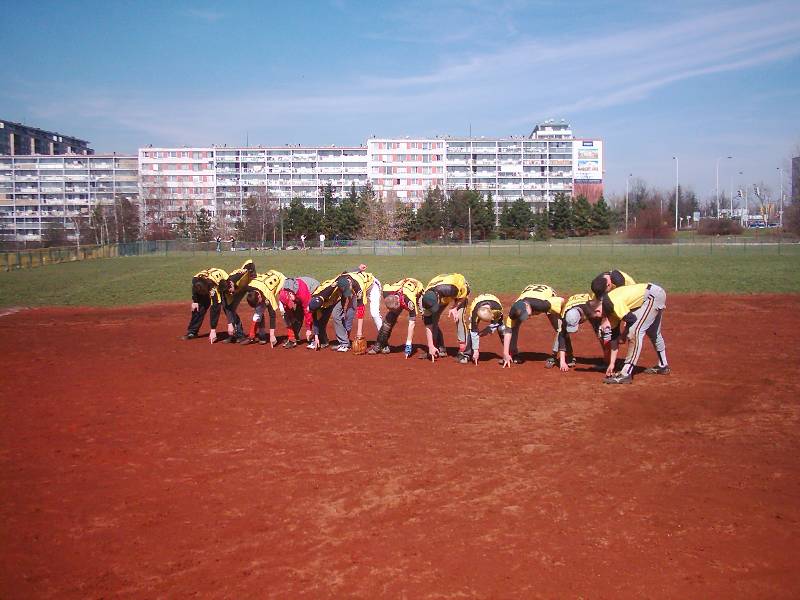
[559,360,570,372]
[209,329,217,344]
[270,334,277,347]
[605,365,615,376]
[428,345,439,362]
[314,334,320,350]
[191,302,199,312]
[502,353,513,368]
[305,330,313,342]
[227,324,235,336]
[473,350,480,365]
[404,343,413,358]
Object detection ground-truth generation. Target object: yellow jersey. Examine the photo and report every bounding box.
[248,270,286,311]
[383,278,424,315]
[424,273,470,306]
[465,294,504,332]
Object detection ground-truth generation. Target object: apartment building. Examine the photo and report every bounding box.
[0,119,93,156]
[368,120,602,212]
[0,155,138,242]
[138,145,369,223]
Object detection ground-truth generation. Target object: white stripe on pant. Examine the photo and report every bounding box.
[621,285,667,376]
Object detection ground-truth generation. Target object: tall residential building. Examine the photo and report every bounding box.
[138,145,369,223]
[0,119,93,156]
[0,155,137,242]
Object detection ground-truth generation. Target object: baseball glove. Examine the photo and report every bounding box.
[352,337,368,355]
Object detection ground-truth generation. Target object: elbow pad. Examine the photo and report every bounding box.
[356,305,365,319]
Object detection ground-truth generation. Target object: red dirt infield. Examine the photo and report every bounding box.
[1,294,799,598]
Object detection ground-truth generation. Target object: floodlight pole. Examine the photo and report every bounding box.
[777,167,784,228]
[672,156,679,231]
[625,173,632,231]
[715,156,732,218]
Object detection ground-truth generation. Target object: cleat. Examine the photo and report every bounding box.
[566,357,577,368]
[381,345,391,354]
[544,357,557,369]
[438,346,447,357]
[457,353,470,364]
[644,365,671,375]
[367,344,382,355]
[258,338,268,345]
[603,372,633,385]
[282,340,297,349]
[335,344,350,352]
[222,336,239,344]
[238,337,255,345]
[181,333,197,340]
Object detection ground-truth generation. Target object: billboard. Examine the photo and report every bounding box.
[573,140,603,183]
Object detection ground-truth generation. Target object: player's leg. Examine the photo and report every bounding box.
[368,280,383,331]
[618,295,657,379]
[643,285,669,373]
[186,296,210,338]
[223,294,245,342]
[370,309,396,354]
[331,303,350,349]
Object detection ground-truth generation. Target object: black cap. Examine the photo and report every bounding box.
[308,297,323,311]
[509,300,530,322]
[421,290,439,313]
[336,276,353,297]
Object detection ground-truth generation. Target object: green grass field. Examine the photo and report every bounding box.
[1,248,798,307]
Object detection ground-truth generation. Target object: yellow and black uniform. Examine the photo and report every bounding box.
[462,294,505,359]
[220,259,257,340]
[556,292,594,356]
[504,284,561,329]
[246,270,286,335]
[186,267,230,336]
[421,273,471,353]
[374,278,424,350]
[590,269,636,299]
[308,277,342,345]
[601,283,650,327]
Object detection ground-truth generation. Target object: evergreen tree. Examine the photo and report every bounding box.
[195,208,214,242]
[394,203,418,240]
[548,193,573,238]
[590,196,612,233]
[572,195,593,236]
[531,209,550,240]
[175,209,192,239]
[417,186,445,239]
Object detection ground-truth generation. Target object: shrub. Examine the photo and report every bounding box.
[626,205,674,243]
[697,218,743,236]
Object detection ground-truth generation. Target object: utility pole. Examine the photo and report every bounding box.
[625,173,632,231]
[777,167,784,228]
[672,156,679,231]
[468,204,472,245]
[715,156,732,218]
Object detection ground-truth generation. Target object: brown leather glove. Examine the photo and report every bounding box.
[352,337,367,355]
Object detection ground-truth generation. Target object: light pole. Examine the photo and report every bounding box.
[672,156,679,231]
[777,167,784,228]
[625,173,632,231]
[715,156,732,218]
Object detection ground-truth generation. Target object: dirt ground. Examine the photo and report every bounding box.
[1,294,799,598]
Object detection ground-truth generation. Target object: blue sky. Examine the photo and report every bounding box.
[2,0,798,199]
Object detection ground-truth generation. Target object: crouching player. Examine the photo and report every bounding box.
[420,273,470,362]
[278,276,319,348]
[368,277,424,357]
[242,269,286,346]
[220,259,257,344]
[183,266,229,343]
[501,284,563,367]
[458,293,505,365]
[332,270,376,353]
[594,282,670,384]
[590,268,636,299]
[551,293,599,372]
[307,277,342,350]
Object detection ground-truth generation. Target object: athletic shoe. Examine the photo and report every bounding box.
[643,365,671,375]
[603,372,633,384]
[438,346,447,357]
[282,340,297,349]
[544,357,557,369]
[222,336,239,344]
[457,353,470,364]
[307,341,318,350]
[258,338,268,345]
[367,344,382,355]
[566,357,577,368]
[181,333,197,340]
[238,337,255,345]
[335,344,350,352]
[380,345,391,354]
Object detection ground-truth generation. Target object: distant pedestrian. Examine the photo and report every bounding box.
[229,235,236,251]
[319,233,325,249]
[300,233,306,249]
[215,235,222,252]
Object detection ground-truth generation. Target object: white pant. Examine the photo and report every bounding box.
[622,284,667,376]
[367,278,383,331]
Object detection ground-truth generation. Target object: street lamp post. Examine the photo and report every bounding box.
[625,173,632,231]
[672,156,679,231]
[715,156,732,218]
[777,167,784,228]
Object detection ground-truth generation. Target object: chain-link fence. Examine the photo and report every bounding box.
[2,236,798,270]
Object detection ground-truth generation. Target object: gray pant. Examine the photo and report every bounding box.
[621,284,667,376]
[298,276,319,294]
[332,302,355,346]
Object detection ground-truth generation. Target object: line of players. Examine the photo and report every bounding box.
[182,260,669,384]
